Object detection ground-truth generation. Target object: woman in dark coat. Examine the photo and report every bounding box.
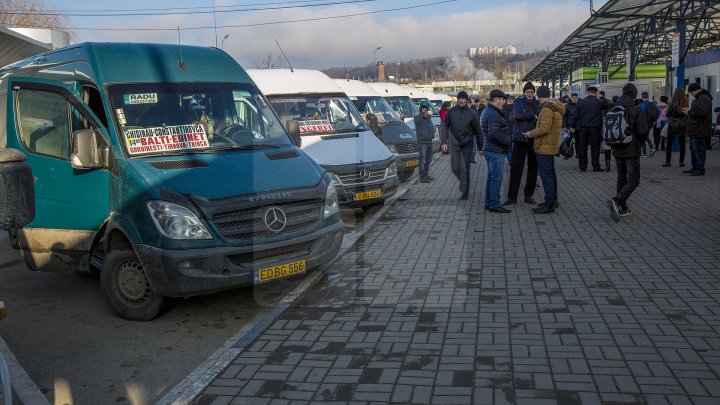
[662,88,688,167]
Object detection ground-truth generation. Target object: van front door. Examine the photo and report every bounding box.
[10,81,111,272]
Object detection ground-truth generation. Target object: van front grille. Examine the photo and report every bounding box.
[211,199,322,241]
[336,168,386,185]
[394,143,418,154]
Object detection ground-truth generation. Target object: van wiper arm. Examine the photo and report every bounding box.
[215,143,282,151]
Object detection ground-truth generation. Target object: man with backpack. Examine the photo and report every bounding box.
[639,91,659,157]
[605,83,649,222]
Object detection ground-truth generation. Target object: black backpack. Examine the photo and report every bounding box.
[644,100,659,124]
[602,106,632,146]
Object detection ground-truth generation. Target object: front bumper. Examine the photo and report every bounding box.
[336,176,400,208]
[395,152,420,173]
[135,220,344,297]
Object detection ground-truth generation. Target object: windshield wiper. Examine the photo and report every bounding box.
[214,143,282,151]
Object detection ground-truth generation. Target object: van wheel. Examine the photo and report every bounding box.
[398,171,413,183]
[101,250,164,321]
[361,201,385,214]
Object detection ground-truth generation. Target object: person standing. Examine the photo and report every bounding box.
[440,91,483,200]
[503,82,540,206]
[564,93,579,158]
[683,83,713,176]
[638,91,658,156]
[414,105,435,183]
[655,96,669,151]
[662,89,687,168]
[608,83,648,222]
[570,86,606,172]
[480,89,512,213]
[503,95,516,163]
[524,85,564,214]
[470,98,483,163]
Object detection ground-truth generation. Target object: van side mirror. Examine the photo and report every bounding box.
[285,120,301,146]
[71,129,109,169]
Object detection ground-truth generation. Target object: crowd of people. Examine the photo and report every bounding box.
[418,81,715,221]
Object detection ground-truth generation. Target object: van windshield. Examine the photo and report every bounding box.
[267,94,368,135]
[384,96,419,121]
[412,97,439,115]
[350,96,403,126]
[108,83,291,156]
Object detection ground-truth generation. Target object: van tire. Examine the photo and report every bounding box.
[398,171,413,183]
[361,201,384,214]
[101,250,165,321]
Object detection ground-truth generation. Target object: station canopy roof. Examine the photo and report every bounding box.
[524,0,720,81]
[0,26,52,68]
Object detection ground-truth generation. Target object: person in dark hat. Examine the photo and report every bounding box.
[480,89,512,213]
[414,105,435,183]
[682,82,713,175]
[607,83,649,222]
[570,86,607,172]
[439,90,483,200]
[503,81,540,206]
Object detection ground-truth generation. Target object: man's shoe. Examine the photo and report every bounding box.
[608,198,621,223]
[679,163,686,167]
[459,193,469,200]
[426,176,435,181]
[524,196,536,204]
[420,178,432,183]
[501,199,517,206]
[532,206,555,214]
[537,201,560,209]
[649,148,656,157]
[690,171,705,176]
[683,169,695,174]
[619,208,633,217]
[592,167,603,172]
[661,163,671,167]
[488,206,511,213]
[580,168,587,172]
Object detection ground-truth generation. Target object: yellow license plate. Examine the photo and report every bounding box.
[257,259,306,283]
[355,189,382,201]
[405,159,419,167]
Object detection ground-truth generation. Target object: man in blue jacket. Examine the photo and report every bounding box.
[504,82,540,206]
[570,86,606,171]
[440,91,483,200]
[481,89,513,213]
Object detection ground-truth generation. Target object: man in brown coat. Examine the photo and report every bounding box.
[524,85,564,213]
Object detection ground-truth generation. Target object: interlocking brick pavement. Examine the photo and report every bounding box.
[192,151,720,405]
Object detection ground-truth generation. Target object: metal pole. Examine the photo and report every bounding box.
[676,22,686,90]
[373,45,382,82]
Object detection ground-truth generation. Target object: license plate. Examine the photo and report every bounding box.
[405,159,419,167]
[256,259,306,283]
[355,189,381,201]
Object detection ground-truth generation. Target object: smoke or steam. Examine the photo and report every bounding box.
[443,54,497,80]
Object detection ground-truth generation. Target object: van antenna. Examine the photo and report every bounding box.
[177,26,186,70]
[275,38,294,72]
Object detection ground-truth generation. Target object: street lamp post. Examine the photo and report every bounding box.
[221,33,230,50]
[373,44,382,82]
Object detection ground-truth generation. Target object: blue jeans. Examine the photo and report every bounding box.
[615,157,640,209]
[418,142,433,178]
[484,151,506,208]
[689,137,707,173]
[536,154,557,206]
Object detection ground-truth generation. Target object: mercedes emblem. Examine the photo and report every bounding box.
[359,168,371,182]
[264,207,288,232]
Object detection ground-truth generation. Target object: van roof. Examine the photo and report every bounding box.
[332,79,381,97]
[246,69,343,95]
[0,42,251,84]
[366,82,415,98]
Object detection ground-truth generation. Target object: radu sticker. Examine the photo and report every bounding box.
[124,93,158,105]
[297,120,334,134]
[124,124,209,155]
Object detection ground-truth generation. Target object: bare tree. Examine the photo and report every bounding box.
[257,51,285,69]
[0,0,68,30]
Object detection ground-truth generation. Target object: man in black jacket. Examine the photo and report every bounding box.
[414,105,436,183]
[608,83,649,222]
[682,83,713,176]
[440,91,483,200]
[571,86,606,172]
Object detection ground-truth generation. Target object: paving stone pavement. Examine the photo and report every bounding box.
[192,150,720,405]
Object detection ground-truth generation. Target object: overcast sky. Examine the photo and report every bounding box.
[41,0,608,69]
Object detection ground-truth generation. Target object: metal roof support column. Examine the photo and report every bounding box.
[628,43,637,81]
[559,73,564,98]
[552,78,557,98]
[675,21,686,90]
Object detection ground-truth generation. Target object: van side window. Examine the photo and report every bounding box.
[81,86,108,127]
[17,90,70,159]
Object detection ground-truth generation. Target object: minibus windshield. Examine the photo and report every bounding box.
[412,97,439,115]
[350,96,403,126]
[108,83,291,157]
[266,94,368,136]
[384,96,420,121]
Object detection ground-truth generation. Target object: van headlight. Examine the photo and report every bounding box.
[147,200,212,240]
[326,170,342,186]
[324,181,339,218]
[387,144,397,154]
[386,162,397,178]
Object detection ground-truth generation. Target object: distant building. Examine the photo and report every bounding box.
[505,45,517,55]
[467,45,517,57]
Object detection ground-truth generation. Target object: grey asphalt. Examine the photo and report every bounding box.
[191,149,720,405]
